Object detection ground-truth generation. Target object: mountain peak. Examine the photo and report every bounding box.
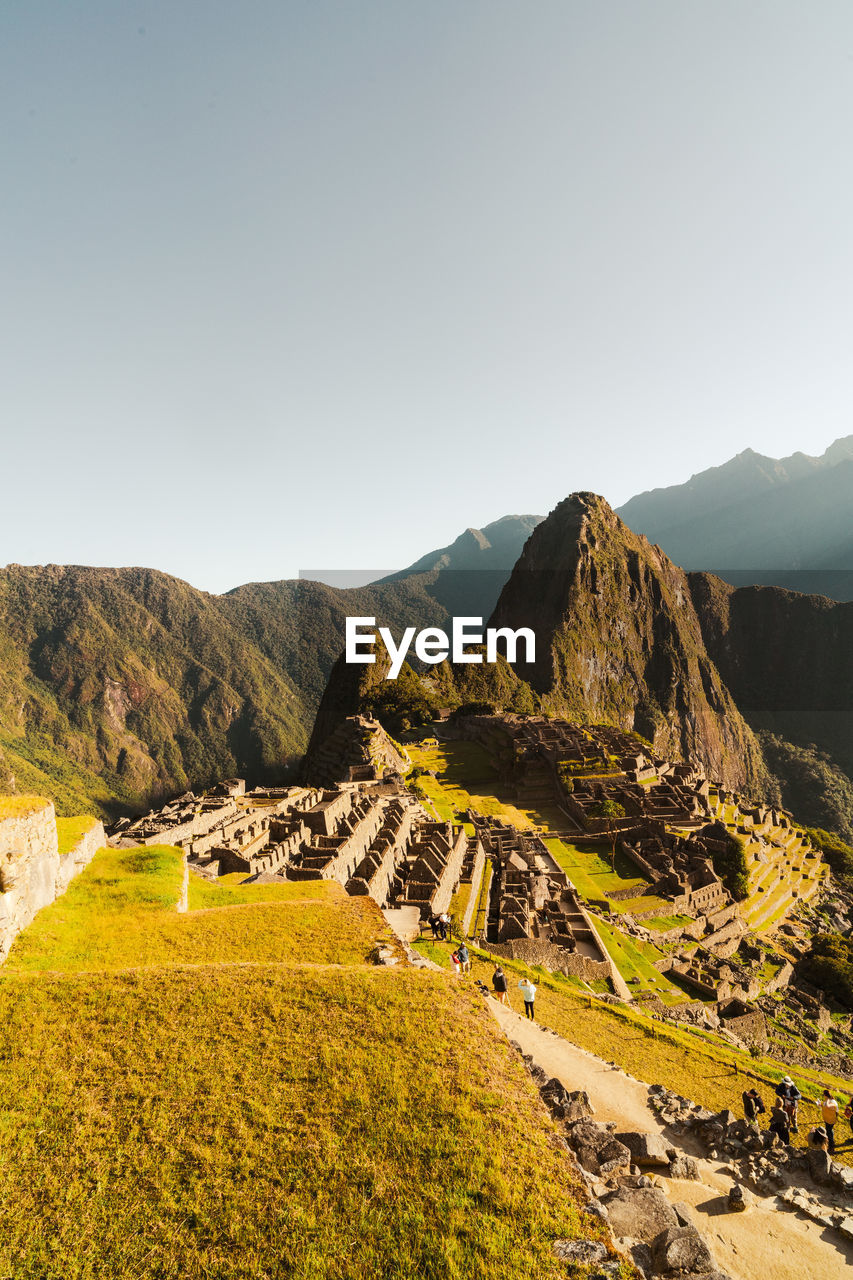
[486,491,765,792]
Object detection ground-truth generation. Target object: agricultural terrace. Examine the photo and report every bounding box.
[705,794,830,935]
[0,844,615,1280]
[407,739,566,832]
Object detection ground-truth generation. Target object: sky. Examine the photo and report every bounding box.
[3,2,853,593]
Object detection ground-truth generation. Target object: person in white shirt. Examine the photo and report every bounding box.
[518,978,537,1020]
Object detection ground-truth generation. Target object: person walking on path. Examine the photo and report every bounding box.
[742,1088,765,1125]
[449,949,461,976]
[775,1076,802,1133]
[492,965,508,1005]
[518,977,537,1020]
[429,913,440,940]
[439,912,450,942]
[821,1089,839,1153]
[457,942,471,975]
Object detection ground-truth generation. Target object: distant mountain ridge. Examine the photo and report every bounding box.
[617,436,853,597]
[0,514,538,816]
[384,514,543,577]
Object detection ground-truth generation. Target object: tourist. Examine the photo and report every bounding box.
[808,1125,828,1152]
[450,949,461,976]
[775,1076,801,1133]
[821,1089,839,1153]
[439,912,450,941]
[457,942,471,974]
[742,1088,765,1125]
[518,977,537,1020]
[492,965,508,1005]
[769,1103,791,1146]
[429,913,440,940]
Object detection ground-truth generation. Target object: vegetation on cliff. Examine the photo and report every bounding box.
[759,733,853,843]
[801,934,853,1011]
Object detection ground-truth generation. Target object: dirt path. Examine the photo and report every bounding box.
[488,999,853,1280]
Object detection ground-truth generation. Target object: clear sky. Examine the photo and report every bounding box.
[3,2,853,593]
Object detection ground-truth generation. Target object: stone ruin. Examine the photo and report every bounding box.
[473,815,612,982]
[302,715,410,788]
[617,828,729,918]
[108,778,479,923]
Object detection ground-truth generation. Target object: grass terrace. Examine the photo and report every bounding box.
[408,740,566,833]
[0,794,51,819]
[55,814,99,856]
[5,848,388,973]
[0,833,616,1279]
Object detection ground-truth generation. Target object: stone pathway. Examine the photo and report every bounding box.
[487,998,853,1280]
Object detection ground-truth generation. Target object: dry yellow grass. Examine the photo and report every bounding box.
[0,794,51,819]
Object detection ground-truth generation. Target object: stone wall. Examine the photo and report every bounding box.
[56,819,106,895]
[1,804,105,961]
[482,936,611,981]
[460,842,486,937]
[0,801,59,960]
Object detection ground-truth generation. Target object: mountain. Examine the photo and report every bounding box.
[617,437,853,598]
[689,573,853,836]
[470,494,767,794]
[0,565,305,818]
[376,513,543,618]
[387,514,543,576]
[0,515,539,816]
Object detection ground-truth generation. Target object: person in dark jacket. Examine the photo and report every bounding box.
[492,966,508,1005]
[769,1103,791,1146]
[775,1076,802,1133]
[457,942,471,974]
[742,1088,766,1125]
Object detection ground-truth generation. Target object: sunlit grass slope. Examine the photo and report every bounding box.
[5,847,390,972]
[55,814,98,856]
[0,848,616,1279]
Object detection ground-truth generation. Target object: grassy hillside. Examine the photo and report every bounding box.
[0,563,506,820]
[0,847,614,1280]
[0,565,307,819]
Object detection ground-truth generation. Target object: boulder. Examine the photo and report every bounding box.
[564,1089,595,1123]
[727,1183,750,1212]
[615,1130,675,1167]
[540,1078,593,1123]
[569,1122,632,1179]
[806,1148,834,1186]
[668,1156,701,1181]
[551,1239,607,1264]
[698,1122,725,1148]
[671,1201,697,1228]
[652,1224,715,1274]
[600,1185,680,1242]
